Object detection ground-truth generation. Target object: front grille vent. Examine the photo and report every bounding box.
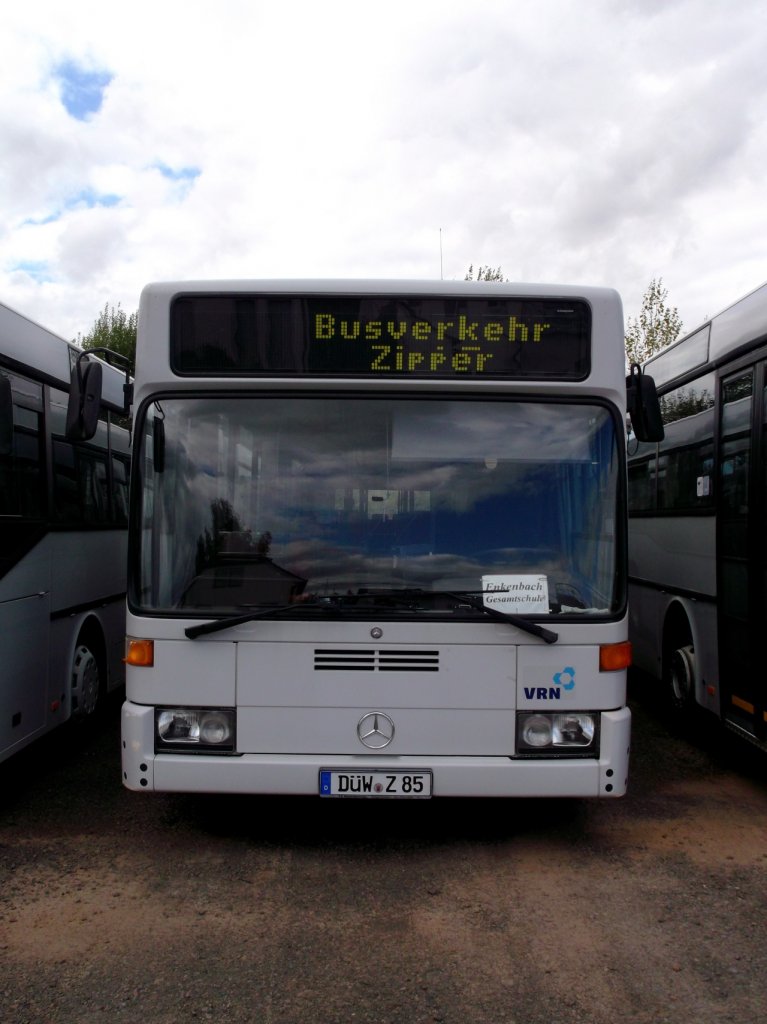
[314,649,439,672]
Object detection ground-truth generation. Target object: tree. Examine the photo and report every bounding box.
[464,264,508,282]
[76,302,137,366]
[625,278,683,368]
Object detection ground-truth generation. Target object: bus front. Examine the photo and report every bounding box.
[122,281,631,798]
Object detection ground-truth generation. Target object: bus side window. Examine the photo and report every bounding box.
[52,442,110,525]
[627,453,656,512]
[656,373,716,512]
[80,451,110,524]
[0,374,12,455]
[112,455,130,525]
[0,403,44,519]
[52,441,81,523]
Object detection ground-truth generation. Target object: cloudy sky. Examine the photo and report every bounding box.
[2,0,766,342]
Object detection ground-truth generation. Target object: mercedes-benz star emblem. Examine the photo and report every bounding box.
[357,712,395,750]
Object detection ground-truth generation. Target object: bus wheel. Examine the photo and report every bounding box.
[71,643,101,717]
[667,643,695,713]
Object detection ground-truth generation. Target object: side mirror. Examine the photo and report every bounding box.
[0,375,13,456]
[626,364,664,442]
[66,355,103,441]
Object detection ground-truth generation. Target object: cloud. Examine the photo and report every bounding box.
[0,0,765,339]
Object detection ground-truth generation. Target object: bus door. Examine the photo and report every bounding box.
[717,361,767,740]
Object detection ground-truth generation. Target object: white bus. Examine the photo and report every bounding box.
[122,280,660,798]
[0,301,131,764]
[628,280,767,750]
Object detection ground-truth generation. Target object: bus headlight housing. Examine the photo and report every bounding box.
[155,708,236,753]
[516,712,598,757]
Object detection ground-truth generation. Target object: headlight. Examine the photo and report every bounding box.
[520,715,553,748]
[516,712,598,757]
[155,708,236,753]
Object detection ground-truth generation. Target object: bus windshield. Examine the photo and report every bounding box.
[133,395,622,618]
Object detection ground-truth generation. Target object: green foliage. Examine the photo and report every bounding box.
[76,302,137,366]
[464,264,508,282]
[625,278,683,368]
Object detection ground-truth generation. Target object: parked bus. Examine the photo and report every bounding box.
[122,279,660,798]
[0,301,131,764]
[628,280,767,750]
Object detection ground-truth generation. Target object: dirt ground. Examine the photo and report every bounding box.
[1,687,766,1024]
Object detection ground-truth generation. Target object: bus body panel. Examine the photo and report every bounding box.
[134,279,627,409]
[49,589,127,709]
[628,514,719,715]
[0,532,51,605]
[237,707,520,757]
[628,516,716,599]
[0,531,128,766]
[709,280,767,366]
[628,583,720,716]
[0,300,128,412]
[517,644,625,708]
[126,637,237,706]
[47,530,127,611]
[0,591,51,757]
[235,639,518,711]
[122,701,630,798]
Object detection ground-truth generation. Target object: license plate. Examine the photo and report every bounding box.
[319,769,432,798]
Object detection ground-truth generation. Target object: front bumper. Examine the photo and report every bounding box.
[121,702,631,798]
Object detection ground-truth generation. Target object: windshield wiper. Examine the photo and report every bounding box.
[361,588,558,644]
[185,600,333,639]
[184,592,423,639]
[441,590,558,644]
[186,590,558,644]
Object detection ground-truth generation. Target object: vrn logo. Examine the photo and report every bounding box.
[524,667,576,701]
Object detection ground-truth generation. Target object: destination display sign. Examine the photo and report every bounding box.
[171,294,591,380]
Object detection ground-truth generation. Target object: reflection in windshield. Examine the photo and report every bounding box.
[133,396,621,617]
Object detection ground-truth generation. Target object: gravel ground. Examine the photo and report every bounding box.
[1,685,766,1024]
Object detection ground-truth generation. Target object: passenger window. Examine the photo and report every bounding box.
[81,452,109,523]
[52,441,110,525]
[112,455,130,525]
[0,396,44,519]
[656,373,716,511]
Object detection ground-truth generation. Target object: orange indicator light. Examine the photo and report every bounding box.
[599,641,632,672]
[124,638,154,667]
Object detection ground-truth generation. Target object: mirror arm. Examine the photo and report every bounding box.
[78,347,134,416]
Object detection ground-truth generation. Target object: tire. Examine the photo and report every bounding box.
[666,643,696,715]
[71,642,102,717]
